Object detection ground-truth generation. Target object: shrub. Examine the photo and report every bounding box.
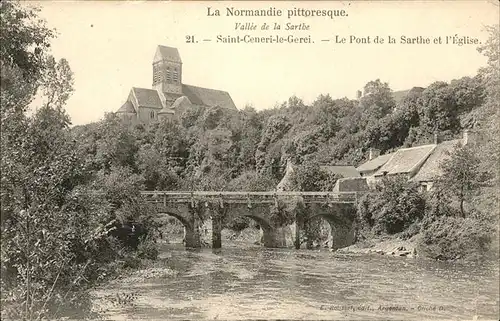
[137,235,159,260]
[356,176,426,235]
[418,215,494,260]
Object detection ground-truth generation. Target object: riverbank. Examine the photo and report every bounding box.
[337,235,419,258]
[91,259,179,318]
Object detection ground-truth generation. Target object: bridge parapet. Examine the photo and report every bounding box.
[140,191,357,206]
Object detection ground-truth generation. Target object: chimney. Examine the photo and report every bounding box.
[356,90,362,99]
[369,148,380,160]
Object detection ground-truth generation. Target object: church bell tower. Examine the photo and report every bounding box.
[152,45,182,95]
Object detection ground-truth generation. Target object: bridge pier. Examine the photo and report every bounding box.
[185,203,207,248]
[184,225,200,248]
[212,216,223,249]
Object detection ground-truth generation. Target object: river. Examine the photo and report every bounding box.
[94,242,499,320]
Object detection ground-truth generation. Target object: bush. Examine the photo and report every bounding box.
[137,235,159,260]
[418,215,493,260]
[356,176,426,235]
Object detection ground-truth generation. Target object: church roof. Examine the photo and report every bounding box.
[171,96,192,109]
[320,165,360,178]
[117,101,136,113]
[155,45,182,63]
[182,84,237,110]
[123,85,236,112]
[412,139,462,182]
[374,144,436,176]
[131,87,163,109]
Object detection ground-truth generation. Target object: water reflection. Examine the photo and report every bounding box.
[95,244,499,320]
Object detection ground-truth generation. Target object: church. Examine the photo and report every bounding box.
[116,45,237,124]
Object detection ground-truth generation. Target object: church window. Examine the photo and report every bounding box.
[153,64,161,85]
[173,68,178,83]
[150,111,155,119]
[166,67,172,83]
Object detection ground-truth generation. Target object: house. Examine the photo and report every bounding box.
[412,130,476,191]
[373,144,436,180]
[116,45,237,124]
[356,148,395,177]
[352,130,477,192]
[411,139,462,191]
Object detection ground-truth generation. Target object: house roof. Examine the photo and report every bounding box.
[412,139,462,182]
[333,177,370,192]
[374,144,436,176]
[320,165,360,178]
[155,45,182,63]
[182,84,237,110]
[117,101,136,113]
[131,87,163,109]
[356,153,394,173]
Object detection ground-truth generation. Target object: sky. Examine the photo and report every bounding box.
[31,0,499,125]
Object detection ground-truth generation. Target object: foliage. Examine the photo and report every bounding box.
[359,79,396,120]
[356,176,426,235]
[289,161,341,192]
[0,1,54,85]
[0,2,160,319]
[418,215,494,260]
[226,171,277,192]
[436,145,486,217]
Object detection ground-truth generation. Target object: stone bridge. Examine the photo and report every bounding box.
[140,191,358,250]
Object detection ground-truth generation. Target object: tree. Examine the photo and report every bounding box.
[359,79,396,120]
[358,176,426,234]
[40,57,74,110]
[289,160,340,192]
[0,3,148,318]
[475,24,499,185]
[0,1,54,85]
[92,113,139,171]
[256,114,291,174]
[418,82,454,131]
[438,146,484,218]
[477,24,499,107]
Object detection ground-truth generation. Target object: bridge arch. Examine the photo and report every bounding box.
[216,203,279,248]
[304,204,356,250]
[156,211,192,230]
